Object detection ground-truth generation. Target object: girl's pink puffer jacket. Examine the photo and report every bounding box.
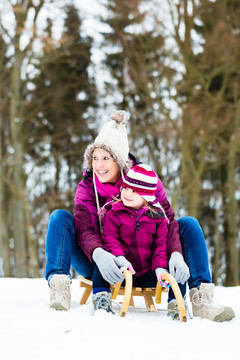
[102,201,168,276]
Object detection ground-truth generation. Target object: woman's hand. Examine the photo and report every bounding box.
[169,252,190,284]
[92,248,125,284]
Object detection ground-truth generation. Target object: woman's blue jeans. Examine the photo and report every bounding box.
[45,210,93,281]
[45,210,211,294]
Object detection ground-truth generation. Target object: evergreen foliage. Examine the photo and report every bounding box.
[0,1,97,277]
[0,0,239,284]
[101,0,177,183]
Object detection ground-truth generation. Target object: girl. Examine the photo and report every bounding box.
[92,164,176,313]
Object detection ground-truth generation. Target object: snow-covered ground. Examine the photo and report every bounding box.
[0,278,239,360]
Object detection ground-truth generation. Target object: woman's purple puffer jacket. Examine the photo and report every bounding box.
[73,161,183,263]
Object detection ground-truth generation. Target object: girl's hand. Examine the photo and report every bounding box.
[116,256,136,274]
[155,267,169,288]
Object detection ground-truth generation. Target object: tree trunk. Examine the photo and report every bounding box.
[180,110,204,218]
[225,132,239,286]
[0,129,11,276]
[0,188,11,276]
[212,209,221,285]
[9,52,28,277]
[25,199,39,277]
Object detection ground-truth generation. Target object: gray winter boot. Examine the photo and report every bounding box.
[92,291,115,314]
[167,299,189,320]
[190,283,235,322]
[49,274,71,311]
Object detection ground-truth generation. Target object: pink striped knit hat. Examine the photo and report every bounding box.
[122,164,158,202]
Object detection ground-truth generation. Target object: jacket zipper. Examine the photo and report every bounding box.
[136,219,140,230]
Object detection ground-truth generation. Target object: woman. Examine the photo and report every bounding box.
[45,110,234,321]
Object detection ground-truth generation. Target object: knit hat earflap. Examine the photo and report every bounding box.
[84,110,130,172]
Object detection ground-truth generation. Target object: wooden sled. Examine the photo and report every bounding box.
[79,270,187,322]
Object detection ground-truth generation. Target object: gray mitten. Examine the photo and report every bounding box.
[155,267,168,287]
[92,248,124,284]
[116,256,135,274]
[169,252,190,284]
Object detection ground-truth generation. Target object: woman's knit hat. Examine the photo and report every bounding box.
[84,110,130,172]
[122,164,158,202]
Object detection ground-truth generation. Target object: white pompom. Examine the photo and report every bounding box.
[111,110,130,125]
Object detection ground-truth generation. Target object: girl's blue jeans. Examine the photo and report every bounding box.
[45,210,211,298]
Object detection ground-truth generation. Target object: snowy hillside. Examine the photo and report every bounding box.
[0,278,239,360]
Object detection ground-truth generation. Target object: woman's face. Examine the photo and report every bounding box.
[121,187,145,210]
[92,148,121,184]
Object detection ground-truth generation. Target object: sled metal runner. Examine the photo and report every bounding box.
[79,270,187,322]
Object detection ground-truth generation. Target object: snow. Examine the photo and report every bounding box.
[0,278,239,360]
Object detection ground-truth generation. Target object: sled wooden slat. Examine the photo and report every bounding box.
[111,281,121,301]
[155,282,165,304]
[79,276,92,305]
[143,288,156,311]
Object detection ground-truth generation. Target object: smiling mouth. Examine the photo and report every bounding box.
[97,170,108,175]
[123,196,132,202]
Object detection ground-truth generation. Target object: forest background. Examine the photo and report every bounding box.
[0,0,239,286]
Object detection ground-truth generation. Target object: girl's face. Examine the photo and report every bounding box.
[121,187,145,210]
[92,148,121,184]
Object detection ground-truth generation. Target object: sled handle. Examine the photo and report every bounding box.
[111,270,133,317]
[160,272,187,322]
